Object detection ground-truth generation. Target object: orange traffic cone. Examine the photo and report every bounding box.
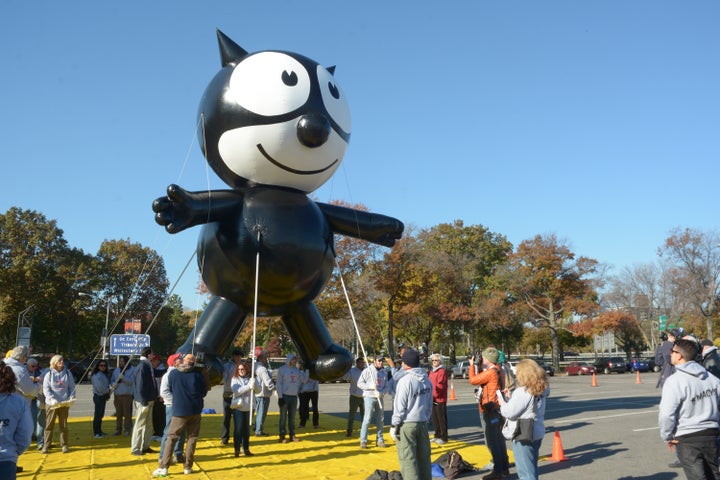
[635,370,642,384]
[591,372,598,387]
[449,381,457,400]
[551,431,568,462]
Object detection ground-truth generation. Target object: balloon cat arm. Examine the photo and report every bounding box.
[152,184,244,234]
[317,202,404,248]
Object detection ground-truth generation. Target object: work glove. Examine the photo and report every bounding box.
[390,425,399,442]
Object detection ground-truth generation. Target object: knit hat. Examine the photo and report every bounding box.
[483,347,500,364]
[401,349,420,368]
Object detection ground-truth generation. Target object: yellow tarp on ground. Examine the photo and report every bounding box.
[23,413,496,479]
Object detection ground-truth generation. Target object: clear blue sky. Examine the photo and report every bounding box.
[2,1,718,308]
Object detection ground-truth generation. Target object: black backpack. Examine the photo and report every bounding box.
[433,450,477,480]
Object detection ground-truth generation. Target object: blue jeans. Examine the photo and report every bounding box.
[93,394,109,435]
[512,439,542,480]
[360,396,384,445]
[232,409,251,453]
[36,403,46,447]
[0,461,16,480]
[159,405,185,461]
[255,396,270,435]
[482,410,509,474]
[278,394,297,438]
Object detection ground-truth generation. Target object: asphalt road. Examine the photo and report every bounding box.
[69,370,679,479]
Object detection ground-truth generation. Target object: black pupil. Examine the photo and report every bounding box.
[282,70,298,86]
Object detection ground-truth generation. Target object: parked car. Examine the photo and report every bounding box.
[593,357,627,374]
[452,360,471,379]
[533,358,555,376]
[565,361,596,376]
[628,358,650,372]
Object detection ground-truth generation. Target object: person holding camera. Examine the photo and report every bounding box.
[468,347,509,480]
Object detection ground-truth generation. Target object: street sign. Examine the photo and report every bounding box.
[110,334,151,355]
[659,315,667,331]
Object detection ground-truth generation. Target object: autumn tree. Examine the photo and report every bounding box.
[504,234,600,370]
[660,228,720,340]
[575,310,645,358]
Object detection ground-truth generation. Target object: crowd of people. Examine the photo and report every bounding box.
[12,332,720,480]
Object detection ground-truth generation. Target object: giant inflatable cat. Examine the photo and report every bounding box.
[153,30,404,381]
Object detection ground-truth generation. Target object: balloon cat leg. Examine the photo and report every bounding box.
[282,303,352,382]
[177,296,247,383]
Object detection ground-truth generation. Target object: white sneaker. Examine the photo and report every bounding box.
[435,439,447,445]
[184,467,193,474]
[152,467,168,477]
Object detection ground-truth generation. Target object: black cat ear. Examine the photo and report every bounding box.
[327,66,336,75]
[216,29,248,67]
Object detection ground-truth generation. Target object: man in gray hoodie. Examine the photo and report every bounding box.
[659,337,720,480]
[276,353,305,443]
[390,349,433,480]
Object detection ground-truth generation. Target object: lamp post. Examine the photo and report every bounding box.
[79,292,112,359]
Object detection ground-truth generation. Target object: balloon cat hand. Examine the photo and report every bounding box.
[153,184,244,234]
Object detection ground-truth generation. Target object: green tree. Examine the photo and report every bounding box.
[0,207,92,353]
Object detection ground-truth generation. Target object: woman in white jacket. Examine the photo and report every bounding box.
[231,361,260,457]
[498,359,550,480]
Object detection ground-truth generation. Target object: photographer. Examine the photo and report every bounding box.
[468,347,509,480]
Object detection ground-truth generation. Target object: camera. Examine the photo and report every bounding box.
[473,351,483,365]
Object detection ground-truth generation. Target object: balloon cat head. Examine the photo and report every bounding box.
[153,30,403,382]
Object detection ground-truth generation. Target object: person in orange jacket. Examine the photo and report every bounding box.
[468,347,510,480]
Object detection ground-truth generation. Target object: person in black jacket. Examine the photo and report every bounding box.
[700,340,720,379]
[130,347,158,456]
[153,353,209,477]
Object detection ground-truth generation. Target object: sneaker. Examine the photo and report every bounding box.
[184,467,192,474]
[41,447,49,454]
[62,446,69,453]
[376,441,387,448]
[94,433,106,438]
[255,432,268,437]
[243,450,254,456]
[345,430,352,437]
[360,442,368,449]
[36,444,44,450]
[291,436,300,442]
[668,460,683,468]
[434,439,447,445]
[113,431,121,436]
[152,467,168,477]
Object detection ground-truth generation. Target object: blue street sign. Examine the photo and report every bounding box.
[110,334,151,355]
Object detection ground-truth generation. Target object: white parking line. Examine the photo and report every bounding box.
[551,409,658,424]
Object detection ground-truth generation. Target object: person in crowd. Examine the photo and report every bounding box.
[659,337,720,479]
[6,347,39,473]
[110,355,135,436]
[153,353,209,477]
[390,349,433,480]
[700,339,720,379]
[0,360,33,480]
[230,360,260,457]
[276,353,305,443]
[428,353,448,445]
[42,354,75,454]
[221,348,243,445]
[657,328,681,389]
[497,359,550,480]
[342,357,366,437]
[298,366,320,429]
[158,353,186,465]
[150,353,167,442]
[498,350,516,392]
[25,358,43,449]
[358,355,390,449]
[468,347,510,480]
[253,351,274,437]
[131,347,158,456]
[386,345,409,392]
[91,360,111,438]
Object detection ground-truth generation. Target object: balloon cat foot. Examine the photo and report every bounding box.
[309,344,353,382]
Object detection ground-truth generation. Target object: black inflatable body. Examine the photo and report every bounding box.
[153,31,403,382]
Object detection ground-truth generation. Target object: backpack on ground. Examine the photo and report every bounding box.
[433,450,477,480]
